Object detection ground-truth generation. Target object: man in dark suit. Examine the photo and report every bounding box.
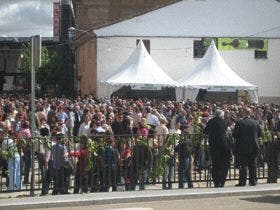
[233,107,262,186]
[203,109,231,187]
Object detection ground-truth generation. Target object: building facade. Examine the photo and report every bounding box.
[73,0,181,96]
[0,39,23,91]
[96,37,280,104]
[0,0,75,95]
[94,0,280,104]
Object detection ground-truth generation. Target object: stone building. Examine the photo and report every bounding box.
[73,0,181,96]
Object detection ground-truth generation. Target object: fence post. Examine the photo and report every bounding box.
[30,140,35,196]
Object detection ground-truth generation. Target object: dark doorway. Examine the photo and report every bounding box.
[111,86,176,100]
[196,89,237,103]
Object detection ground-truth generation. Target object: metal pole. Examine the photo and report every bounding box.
[30,36,35,197]
[30,35,41,197]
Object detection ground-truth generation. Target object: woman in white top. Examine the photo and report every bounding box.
[78,114,91,136]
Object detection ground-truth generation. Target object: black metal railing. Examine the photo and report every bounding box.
[0,134,271,195]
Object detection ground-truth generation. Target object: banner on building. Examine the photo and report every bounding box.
[131,84,162,91]
[203,38,218,48]
[218,38,268,51]
[207,86,237,92]
[53,2,60,42]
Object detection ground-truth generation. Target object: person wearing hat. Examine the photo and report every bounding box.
[146,108,160,136]
[0,125,22,191]
[136,117,149,138]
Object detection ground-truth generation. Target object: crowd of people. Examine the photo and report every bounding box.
[0,93,279,195]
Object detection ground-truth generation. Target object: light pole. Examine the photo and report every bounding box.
[30,35,41,197]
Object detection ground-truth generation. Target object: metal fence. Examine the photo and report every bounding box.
[0,134,269,195]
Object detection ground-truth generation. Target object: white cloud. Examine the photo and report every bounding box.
[0,0,56,37]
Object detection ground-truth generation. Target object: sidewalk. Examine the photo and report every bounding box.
[0,183,279,210]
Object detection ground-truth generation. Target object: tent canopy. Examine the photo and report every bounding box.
[178,41,258,102]
[98,40,182,99]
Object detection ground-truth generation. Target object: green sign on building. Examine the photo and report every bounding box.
[218,38,268,51]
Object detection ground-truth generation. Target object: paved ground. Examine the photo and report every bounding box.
[0,178,270,199]
[0,183,279,210]
[33,194,280,210]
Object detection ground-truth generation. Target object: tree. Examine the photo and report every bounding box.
[20,42,49,83]
[20,42,65,96]
[37,51,65,95]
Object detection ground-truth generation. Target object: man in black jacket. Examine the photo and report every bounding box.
[203,109,231,187]
[175,137,193,189]
[131,139,152,190]
[233,107,262,186]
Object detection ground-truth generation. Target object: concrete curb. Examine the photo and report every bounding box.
[0,184,279,210]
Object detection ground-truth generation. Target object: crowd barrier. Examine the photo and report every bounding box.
[0,133,270,195]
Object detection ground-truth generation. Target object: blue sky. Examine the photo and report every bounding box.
[0,0,55,37]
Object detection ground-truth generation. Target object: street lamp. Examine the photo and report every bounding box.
[68,27,90,42]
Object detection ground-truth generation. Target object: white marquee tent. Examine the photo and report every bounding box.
[97,40,182,99]
[178,41,258,103]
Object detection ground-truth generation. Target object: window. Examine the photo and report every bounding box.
[249,39,267,59]
[0,52,4,72]
[255,50,267,59]
[136,39,150,54]
[193,38,218,58]
[193,40,206,58]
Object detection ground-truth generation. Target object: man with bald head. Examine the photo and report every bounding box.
[233,107,262,186]
[203,109,231,187]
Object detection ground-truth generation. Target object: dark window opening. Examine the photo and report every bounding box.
[193,40,206,58]
[193,38,218,58]
[136,39,150,54]
[255,50,267,59]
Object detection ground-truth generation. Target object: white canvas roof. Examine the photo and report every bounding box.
[98,40,182,99]
[179,41,257,90]
[95,0,280,38]
[103,40,180,87]
[178,41,258,102]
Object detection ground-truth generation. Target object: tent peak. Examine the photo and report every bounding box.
[178,38,257,90]
[103,38,181,87]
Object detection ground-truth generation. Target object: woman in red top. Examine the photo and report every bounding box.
[120,142,132,190]
[71,137,89,193]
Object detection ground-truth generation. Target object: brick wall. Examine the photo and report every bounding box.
[74,0,180,30]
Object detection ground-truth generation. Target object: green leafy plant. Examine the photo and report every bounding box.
[38,137,52,150]
[259,130,272,143]
[189,111,205,147]
[148,134,178,179]
[19,42,65,95]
